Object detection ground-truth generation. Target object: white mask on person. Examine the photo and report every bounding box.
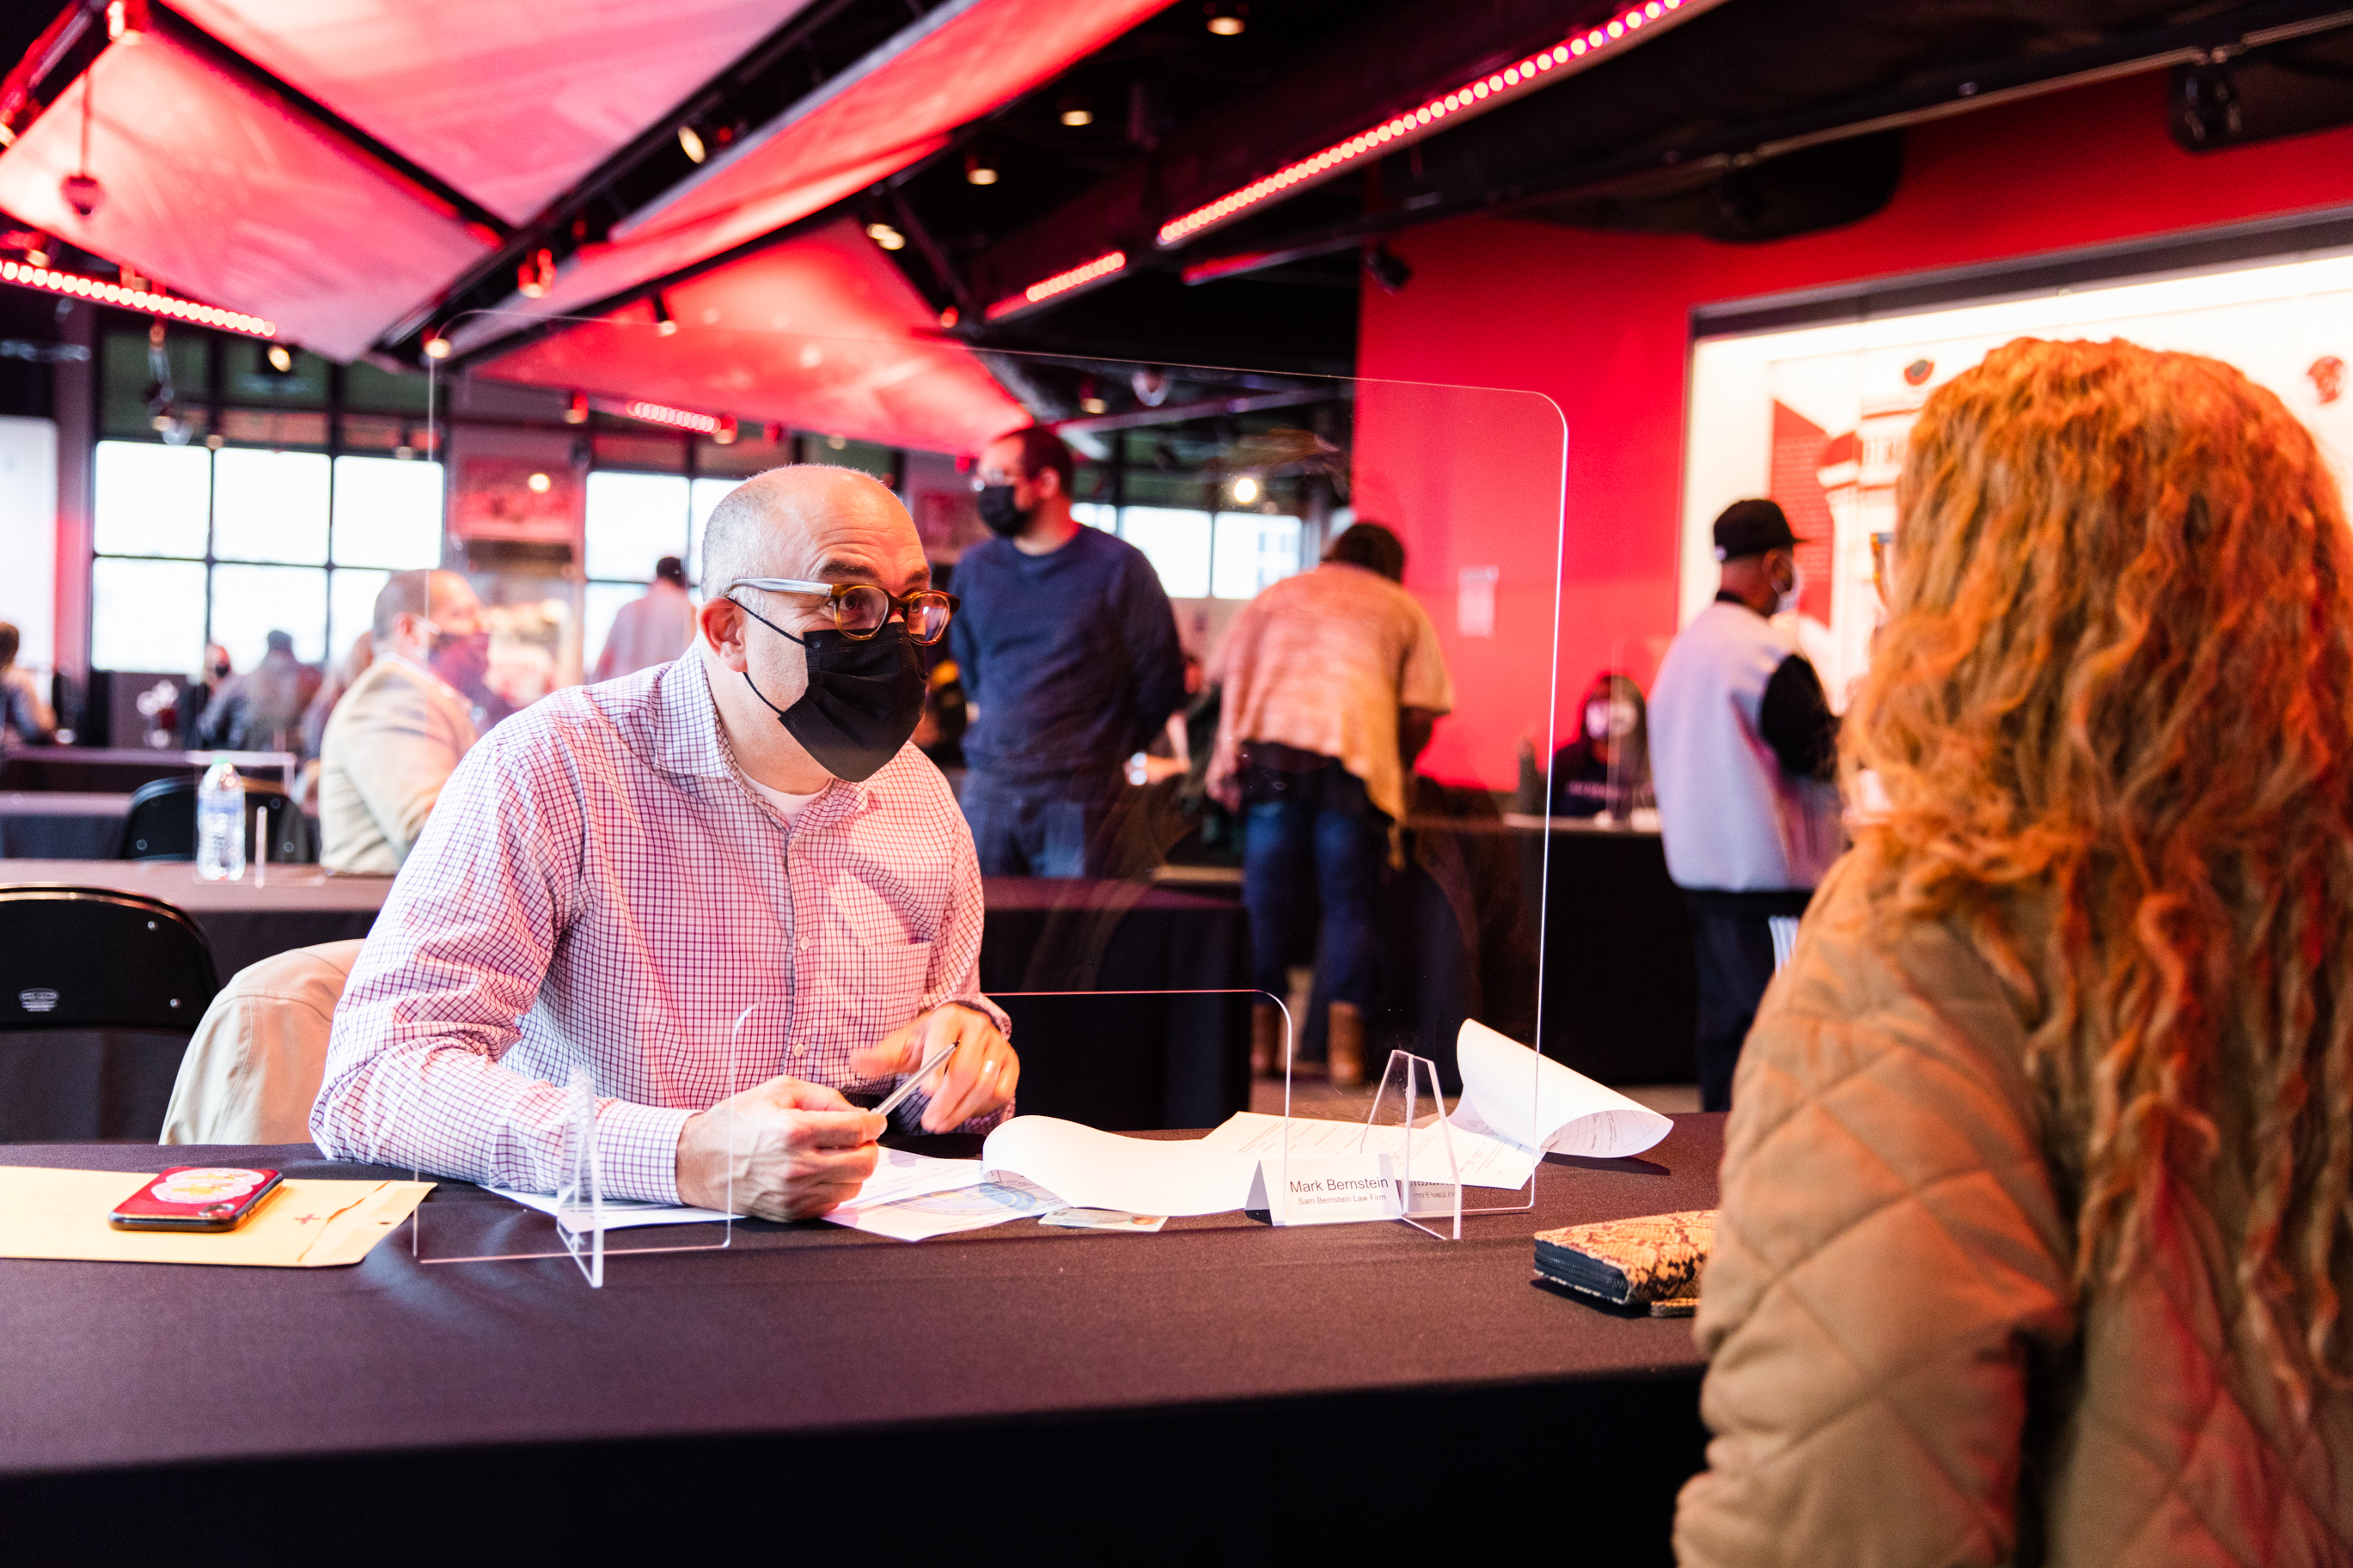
[1773,558,1806,618]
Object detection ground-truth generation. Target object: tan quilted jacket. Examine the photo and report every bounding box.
[1675,846,2353,1567]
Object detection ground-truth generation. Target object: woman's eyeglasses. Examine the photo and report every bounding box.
[723,577,959,644]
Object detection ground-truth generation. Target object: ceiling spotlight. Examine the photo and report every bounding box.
[712,415,739,446]
[865,222,906,252]
[826,434,846,450]
[24,245,47,268]
[517,247,554,299]
[1231,475,1260,504]
[651,294,677,336]
[938,305,959,328]
[964,154,998,186]
[678,125,707,164]
[1205,3,1246,35]
[527,472,553,494]
[1059,95,1093,128]
[107,0,146,43]
[564,391,590,425]
[1080,396,1108,415]
[422,332,452,359]
[266,344,293,373]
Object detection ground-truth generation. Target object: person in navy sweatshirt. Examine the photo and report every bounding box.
[950,426,1185,878]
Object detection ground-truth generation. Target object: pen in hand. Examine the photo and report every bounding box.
[869,1040,961,1125]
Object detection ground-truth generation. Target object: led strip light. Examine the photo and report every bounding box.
[1156,0,1720,248]
[985,249,1128,322]
[0,258,276,336]
[620,399,724,434]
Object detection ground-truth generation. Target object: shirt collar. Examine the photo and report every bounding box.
[651,656,875,817]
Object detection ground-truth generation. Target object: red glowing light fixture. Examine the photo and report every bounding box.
[1155,0,1720,247]
[0,256,274,335]
[985,249,1127,321]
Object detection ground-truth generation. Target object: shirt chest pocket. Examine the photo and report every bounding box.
[848,940,934,1044]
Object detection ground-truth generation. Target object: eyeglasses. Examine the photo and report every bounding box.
[723,577,959,645]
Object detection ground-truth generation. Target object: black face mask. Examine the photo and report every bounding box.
[731,600,926,783]
[975,484,1033,538]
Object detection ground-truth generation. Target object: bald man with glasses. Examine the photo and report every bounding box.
[313,466,1018,1220]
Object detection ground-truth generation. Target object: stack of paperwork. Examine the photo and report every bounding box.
[489,1021,1672,1239]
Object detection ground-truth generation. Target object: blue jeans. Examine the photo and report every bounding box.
[1243,798,1384,1009]
[961,770,1112,878]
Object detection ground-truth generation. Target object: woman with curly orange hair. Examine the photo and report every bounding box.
[1675,338,2353,1565]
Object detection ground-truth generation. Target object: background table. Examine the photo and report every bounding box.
[0,868,1249,1141]
[980,876,1250,1131]
[0,746,294,794]
[0,863,393,1142]
[1405,817,1697,1085]
[1,1116,1721,1562]
[0,791,130,859]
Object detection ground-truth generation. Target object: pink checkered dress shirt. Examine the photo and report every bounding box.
[311,656,1005,1202]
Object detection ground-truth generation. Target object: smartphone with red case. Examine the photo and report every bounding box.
[108,1167,285,1232]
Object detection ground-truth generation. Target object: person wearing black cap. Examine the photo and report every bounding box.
[1647,497,1844,1110]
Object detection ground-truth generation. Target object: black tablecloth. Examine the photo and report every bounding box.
[1403,821,1696,1085]
[1,1116,1721,1562]
[1526,825,1699,1084]
[0,792,129,858]
[979,876,1251,1130]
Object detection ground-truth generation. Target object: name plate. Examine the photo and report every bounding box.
[1253,1155,1399,1226]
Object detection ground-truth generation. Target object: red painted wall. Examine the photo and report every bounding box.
[1359,69,2353,790]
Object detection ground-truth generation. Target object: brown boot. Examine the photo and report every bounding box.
[1250,1003,1285,1077]
[1327,1001,1366,1089]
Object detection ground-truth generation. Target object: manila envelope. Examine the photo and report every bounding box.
[0,1167,434,1267]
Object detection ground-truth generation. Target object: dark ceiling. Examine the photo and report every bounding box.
[3,0,2351,432]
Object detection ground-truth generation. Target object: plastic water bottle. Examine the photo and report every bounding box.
[196,760,246,882]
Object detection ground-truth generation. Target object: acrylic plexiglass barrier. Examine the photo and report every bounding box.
[382,1001,755,1284]
[419,311,1576,1245]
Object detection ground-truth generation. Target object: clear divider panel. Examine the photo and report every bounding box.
[423,312,1592,1242]
[385,999,749,1281]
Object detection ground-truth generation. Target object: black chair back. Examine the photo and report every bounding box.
[120,775,198,859]
[119,777,314,863]
[0,887,220,1032]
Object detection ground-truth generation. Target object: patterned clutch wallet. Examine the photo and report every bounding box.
[1532,1210,1714,1316]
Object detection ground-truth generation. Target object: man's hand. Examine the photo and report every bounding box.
[675,1076,884,1221]
[853,1003,1019,1133]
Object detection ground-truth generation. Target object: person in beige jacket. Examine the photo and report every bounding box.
[318,570,486,874]
[1677,339,2353,1565]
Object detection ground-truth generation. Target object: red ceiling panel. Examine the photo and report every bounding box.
[455,0,1174,352]
[168,0,811,226]
[0,34,492,360]
[443,142,933,355]
[621,0,1173,241]
[478,219,1029,457]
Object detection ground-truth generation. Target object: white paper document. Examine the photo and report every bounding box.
[822,1174,1066,1242]
[1197,1110,1540,1192]
[489,1190,738,1230]
[981,1115,1256,1216]
[1453,1019,1672,1161]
